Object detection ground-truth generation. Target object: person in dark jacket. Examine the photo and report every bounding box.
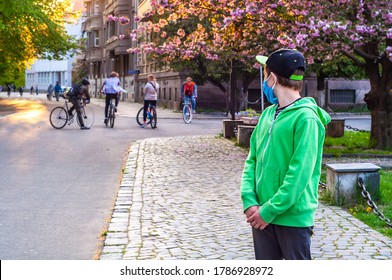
[68,78,91,130]
[53,81,62,101]
[7,84,12,97]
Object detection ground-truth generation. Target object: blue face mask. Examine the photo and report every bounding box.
[263,74,278,104]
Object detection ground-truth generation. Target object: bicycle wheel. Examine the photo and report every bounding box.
[49,107,68,129]
[109,103,115,128]
[76,106,94,128]
[182,104,192,124]
[150,106,157,129]
[136,107,144,126]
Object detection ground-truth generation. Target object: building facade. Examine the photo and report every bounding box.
[83,0,138,100]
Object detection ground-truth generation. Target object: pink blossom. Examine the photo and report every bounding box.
[119,16,130,25]
[127,48,139,54]
[382,12,392,24]
[387,29,392,39]
[386,46,392,62]
[177,29,185,37]
[310,29,320,38]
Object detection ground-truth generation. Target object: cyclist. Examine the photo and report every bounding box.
[141,74,159,128]
[67,78,91,130]
[180,77,198,114]
[100,71,122,125]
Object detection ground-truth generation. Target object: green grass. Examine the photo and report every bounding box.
[320,131,392,238]
[323,131,392,156]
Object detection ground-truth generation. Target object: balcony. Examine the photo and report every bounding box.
[105,36,130,55]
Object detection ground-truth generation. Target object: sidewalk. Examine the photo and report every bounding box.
[100,135,392,260]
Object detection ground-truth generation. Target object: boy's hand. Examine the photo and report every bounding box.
[245,206,269,230]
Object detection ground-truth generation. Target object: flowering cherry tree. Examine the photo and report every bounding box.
[129,0,290,116]
[130,1,392,148]
[293,0,392,149]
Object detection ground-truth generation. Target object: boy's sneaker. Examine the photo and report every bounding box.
[140,124,146,128]
[80,126,90,130]
[104,118,108,124]
[114,107,117,112]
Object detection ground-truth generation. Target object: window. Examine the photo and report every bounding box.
[94,1,100,15]
[94,30,99,47]
[330,89,356,103]
[107,21,116,38]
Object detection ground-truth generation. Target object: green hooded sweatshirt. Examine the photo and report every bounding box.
[241,97,331,227]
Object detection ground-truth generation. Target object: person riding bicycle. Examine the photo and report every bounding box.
[180,77,198,114]
[100,71,122,125]
[141,74,159,128]
[67,78,91,130]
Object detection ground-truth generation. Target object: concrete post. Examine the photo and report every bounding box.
[326,163,381,206]
[222,120,244,138]
[326,119,345,137]
[237,125,255,148]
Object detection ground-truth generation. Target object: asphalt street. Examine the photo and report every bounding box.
[0,92,223,259]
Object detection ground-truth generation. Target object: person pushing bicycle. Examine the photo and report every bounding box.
[67,78,91,130]
[100,71,123,125]
[141,74,159,128]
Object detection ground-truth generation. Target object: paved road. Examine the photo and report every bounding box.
[101,136,392,260]
[0,93,224,260]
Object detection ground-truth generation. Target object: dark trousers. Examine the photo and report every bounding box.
[252,224,313,260]
[69,98,84,127]
[143,100,157,122]
[105,93,120,117]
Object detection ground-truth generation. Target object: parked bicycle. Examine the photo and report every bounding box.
[49,95,94,129]
[182,98,193,124]
[136,103,157,129]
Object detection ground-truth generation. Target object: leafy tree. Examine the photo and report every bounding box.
[131,0,392,148]
[0,0,78,86]
[130,1,273,117]
[291,0,392,149]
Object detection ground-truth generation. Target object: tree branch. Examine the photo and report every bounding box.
[341,50,366,67]
[353,48,380,62]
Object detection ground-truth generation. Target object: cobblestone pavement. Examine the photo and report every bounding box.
[100,135,392,260]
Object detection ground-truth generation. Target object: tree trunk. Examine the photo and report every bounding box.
[365,92,392,149]
[230,69,237,120]
[207,79,229,115]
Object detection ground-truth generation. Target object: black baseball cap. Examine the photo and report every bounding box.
[256,49,306,81]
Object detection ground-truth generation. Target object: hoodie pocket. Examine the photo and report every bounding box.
[256,165,280,204]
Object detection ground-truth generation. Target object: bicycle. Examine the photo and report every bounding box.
[136,103,157,129]
[182,98,193,124]
[49,95,94,129]
[106,96,116,128]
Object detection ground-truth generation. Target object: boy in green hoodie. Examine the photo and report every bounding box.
[241,49,331,260]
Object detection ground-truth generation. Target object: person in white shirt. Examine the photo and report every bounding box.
[141,74,159,128]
